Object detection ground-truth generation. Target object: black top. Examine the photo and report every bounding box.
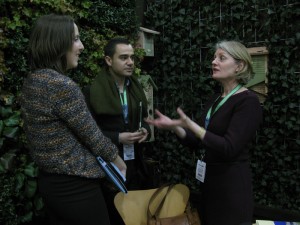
[180,90,263,225]
[182,90,262,163]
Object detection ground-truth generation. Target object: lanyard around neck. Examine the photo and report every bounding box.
[205,84,242,129]
[119,88,127,106]
[117,83,129,124]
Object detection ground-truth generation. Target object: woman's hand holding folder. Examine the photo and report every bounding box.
[112,155,127,178]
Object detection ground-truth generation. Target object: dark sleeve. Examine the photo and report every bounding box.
[83,85,121,144]
[82,85,92,111]
[178,128,202,149]
[101,130,120,144]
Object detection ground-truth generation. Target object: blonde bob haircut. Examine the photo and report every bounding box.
[215,40,254,85]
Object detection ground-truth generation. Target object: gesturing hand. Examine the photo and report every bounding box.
[145,108,191,129]
[145,109,174,130]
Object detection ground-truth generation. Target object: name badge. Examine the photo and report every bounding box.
[123,144,135,161]
[196,159,206,183]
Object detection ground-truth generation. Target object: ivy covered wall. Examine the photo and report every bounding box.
[0,0,299,224]
[144,0,299,211]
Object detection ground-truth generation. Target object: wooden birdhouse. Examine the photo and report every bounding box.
[246,47,269,103]
[139,74,158,142]
[138,27,160,57]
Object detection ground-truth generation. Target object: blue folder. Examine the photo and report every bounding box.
[96,156,128,194]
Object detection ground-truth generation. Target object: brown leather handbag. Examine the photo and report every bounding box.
[147,184,201,225]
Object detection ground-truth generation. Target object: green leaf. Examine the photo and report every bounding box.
[267,8,274,14]
[3,126,19,138]
[0,93,15,105]
[178,8,185,15]
[82,1,92,9]
[34,196,44,211]
[0,162,5,173]
[0,106,13,117]
[0,152,16,171]
[24,163,38,177]
[20,211,33,223]
[25,180,37,198]
[15,173,26,191]
[0,120,3,134]
[3,111,21,127]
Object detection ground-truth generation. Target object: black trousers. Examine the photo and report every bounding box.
[38,171,110,225]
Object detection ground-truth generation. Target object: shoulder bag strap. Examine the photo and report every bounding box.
[147,184,174,220]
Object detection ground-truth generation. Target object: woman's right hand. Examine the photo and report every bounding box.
[145,108,191,139]
[145,108,191,129]
[112,155,127,178]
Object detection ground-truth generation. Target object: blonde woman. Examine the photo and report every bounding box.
[146,40,262,225]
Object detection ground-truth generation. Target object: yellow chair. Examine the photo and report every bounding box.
[114,184,190,225]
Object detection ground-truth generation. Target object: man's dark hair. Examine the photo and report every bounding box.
[104,37,131,58]
[28,14,74,74]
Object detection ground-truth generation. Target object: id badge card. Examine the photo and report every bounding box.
[196,159,206,183]
[123,144,135,161]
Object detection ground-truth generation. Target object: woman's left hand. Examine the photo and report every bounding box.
[176,107,191,128]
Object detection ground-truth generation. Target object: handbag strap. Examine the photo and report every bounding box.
[147,184,175,220]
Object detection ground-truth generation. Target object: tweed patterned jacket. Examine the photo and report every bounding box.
[20,69,118,178]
